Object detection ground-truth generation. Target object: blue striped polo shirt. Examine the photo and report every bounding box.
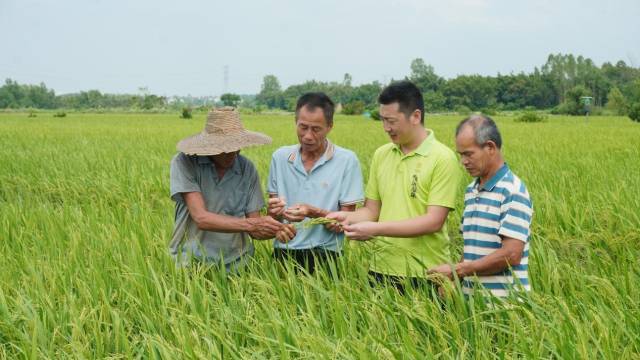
[461,164,533,297]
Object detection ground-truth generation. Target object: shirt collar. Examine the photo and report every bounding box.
[287,139,335,164]
[475,163,509,191]
[392,129,436,157]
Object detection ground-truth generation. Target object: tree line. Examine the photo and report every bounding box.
[0,81,168,110]
[2,53,640,117]
[256,54,640,116]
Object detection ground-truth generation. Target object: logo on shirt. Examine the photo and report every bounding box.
[410,174,418,198]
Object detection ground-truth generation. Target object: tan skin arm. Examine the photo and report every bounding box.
[336,204,449,241]
[182,192,282,239]
[267,194,357,221]
[370,206,450,238]
[428,237,526,279]
[325,198,381,224]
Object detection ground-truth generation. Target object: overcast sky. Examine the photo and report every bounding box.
[1,0,638,96]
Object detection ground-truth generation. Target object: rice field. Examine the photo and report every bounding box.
[0,112,639,358]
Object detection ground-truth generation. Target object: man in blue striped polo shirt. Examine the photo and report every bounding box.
[429,115,533,297]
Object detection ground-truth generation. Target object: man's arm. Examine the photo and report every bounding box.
[283,202,331,220]
[342,204,448,240]
[268,196,364,222]
[428,237,525,278]
[347,198,381,222]
[183,192,282,234]
[326,198,380,223]
[456,237,525,277]
[372,205,450,237]
[246,210,284,240]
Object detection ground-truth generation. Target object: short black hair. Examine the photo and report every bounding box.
[295,92,335,126]
[377,80,424,124]
[456,114,503,149]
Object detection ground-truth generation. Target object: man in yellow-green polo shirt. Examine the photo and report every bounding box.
[327,80,462,293]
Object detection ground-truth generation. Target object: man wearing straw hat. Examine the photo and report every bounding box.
[169,107,284,271]
[267,92,364,274]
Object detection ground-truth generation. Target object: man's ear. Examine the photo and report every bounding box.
[485,140,498,154]
[325,120,333,132]
[411,109,422,125]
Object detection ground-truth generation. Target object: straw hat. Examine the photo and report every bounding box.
[177,107,272,155]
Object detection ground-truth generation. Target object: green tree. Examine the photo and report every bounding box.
[554,85,591,115]
[496,73,528,109]
[423,91,446,112]
[606,87,628,115]
[256,75,285,109]
[626,79,640,103]
[442,75,497,110]
[141,94,166,110]
[0,79,55,109]
[350,82,383,108]
[409,58,443,93]
[220,93,241,107]
[602,60,640,95]
[629,103,640,122]
[0,79,22,108]
[342,101,365,115]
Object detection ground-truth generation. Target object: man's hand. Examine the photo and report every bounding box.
[267,197,287,218]
[427,263,457,280]
[325,221,343,233]
[343,221,379,241]
[326,211,348,222]
[283,204,311,222]
[247,216,283,240]
[275,224,297,243]
[325,211,348,233]
[324,211,347,233]
[427,264,459,298]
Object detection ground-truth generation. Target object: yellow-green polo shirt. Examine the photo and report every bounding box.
[365,130,462,278]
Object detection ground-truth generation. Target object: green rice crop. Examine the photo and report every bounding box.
[298,217,339,229]
[0,112,638,358]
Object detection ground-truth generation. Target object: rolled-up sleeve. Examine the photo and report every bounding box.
[245,162,265,214]
[339,153,365,206]
[170,153,200,202]
[267,152,279,196]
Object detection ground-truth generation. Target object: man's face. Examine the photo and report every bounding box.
[379,102,420,145]
[296,105,332,153]
[456,126,491,178]
[211,151,239,170]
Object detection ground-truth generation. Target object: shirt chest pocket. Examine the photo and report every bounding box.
[222,188,247,217]
[409,170,431,204]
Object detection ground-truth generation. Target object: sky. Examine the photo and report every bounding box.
[1,0,639,96]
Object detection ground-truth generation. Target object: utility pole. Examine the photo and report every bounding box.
[223,65,229,94]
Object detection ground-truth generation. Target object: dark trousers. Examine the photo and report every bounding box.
[272,248,340,275]
[368,270,437,295]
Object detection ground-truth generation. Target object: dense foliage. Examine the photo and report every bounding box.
[2,54,640,115]
[255,54,640,114]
